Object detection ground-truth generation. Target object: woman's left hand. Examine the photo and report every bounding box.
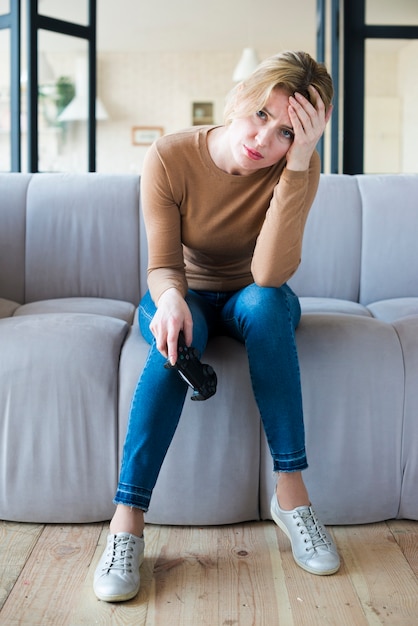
[286,85,333,171]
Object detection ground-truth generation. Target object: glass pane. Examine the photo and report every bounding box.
[0,28,11,172]
[0,0,10,15]
[38,31,88,172]
[364,39,418,174]
[38,0,88,26]
[366,0,418,25]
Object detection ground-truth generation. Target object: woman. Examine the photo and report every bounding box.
[94,50,339,603]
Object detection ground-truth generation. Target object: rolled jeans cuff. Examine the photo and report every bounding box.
[113,483,152,512]
[272,448,308,473]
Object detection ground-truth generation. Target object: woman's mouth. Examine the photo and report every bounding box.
[244,145,263,161]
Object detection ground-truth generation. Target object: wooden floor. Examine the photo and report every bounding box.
[0,519,417,626]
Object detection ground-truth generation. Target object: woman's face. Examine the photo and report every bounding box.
[227,88,294,175]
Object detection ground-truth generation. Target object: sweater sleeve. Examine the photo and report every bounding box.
[140,142,188,303]
[250,151,320,287]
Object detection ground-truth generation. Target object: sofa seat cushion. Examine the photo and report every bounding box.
[0,312,129,523]
[118,331,261,525]
[0,298,20,319]
[300,297,371,317]
[260,313,404,524]
[367,297,418,323]
[393,316,418,519]
[13,297,136,323]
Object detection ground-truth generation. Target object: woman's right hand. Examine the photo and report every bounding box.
[149,288,193,364]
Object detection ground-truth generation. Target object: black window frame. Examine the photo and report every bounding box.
[27,0,97,172]
[0,0,21,172]
[343,0,418,174]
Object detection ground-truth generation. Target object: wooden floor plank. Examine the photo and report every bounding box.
[262,522,294,626]
[0,521,44,612]
[387,520,418,577]
[272,524,370,626]
[1,520,417,625]
[333,524,418,625]
[0,523,102,626]
[142,522,295,626]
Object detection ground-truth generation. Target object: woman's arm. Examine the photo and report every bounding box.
[141,142,188,304]
[251,87,331,287]
[141,142,192,362]
[250,153,320,287]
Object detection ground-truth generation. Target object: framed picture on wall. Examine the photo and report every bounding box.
[132,126,164,146]
[192,102,214,125]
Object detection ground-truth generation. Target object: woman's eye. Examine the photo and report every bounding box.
[281,128,294,141]
[256,110,267,121]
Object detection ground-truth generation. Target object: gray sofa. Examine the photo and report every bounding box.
[1,172,417,526]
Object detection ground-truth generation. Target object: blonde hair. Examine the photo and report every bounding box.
[224,50,334,124]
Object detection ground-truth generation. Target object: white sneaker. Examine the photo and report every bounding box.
[271,494,340,575]
[93,532,145,602]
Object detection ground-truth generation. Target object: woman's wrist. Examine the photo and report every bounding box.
[156,286,184,307]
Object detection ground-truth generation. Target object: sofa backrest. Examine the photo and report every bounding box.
[358,174,418,305]
[24,173,141,305]
[0,174,32,303]
[288,174,362,301]
[3,171,417,308]
[0,173,142,306]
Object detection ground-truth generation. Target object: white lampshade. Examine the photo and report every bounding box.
[58,97,108,122]
[232,47,260,82]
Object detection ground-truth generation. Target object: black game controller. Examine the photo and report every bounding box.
[164,331,217,401]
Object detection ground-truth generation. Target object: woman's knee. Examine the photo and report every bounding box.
[238,283,301,326]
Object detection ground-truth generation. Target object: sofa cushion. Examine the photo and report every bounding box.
[289,174,362,301]
[0,313,129,523]
[393,317,418,519]
[0,174,32,304]
[0,298,20,318]
[260,313,404,524]
[13,297,136,323]
[367,297,418,323]
[300,297,371,317]
[359,174,418,305]
[25,173,141,305]
[118,330,261,525]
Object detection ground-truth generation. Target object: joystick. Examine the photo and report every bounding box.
[164,332,217,401]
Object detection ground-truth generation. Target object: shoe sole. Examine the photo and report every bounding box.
[271,505,340,576]
[94,584,140,603]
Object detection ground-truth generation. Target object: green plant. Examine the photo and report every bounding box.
[55,76,75,115]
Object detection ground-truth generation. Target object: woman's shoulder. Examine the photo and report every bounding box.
[155,125,214,155]
[148,126,218,178]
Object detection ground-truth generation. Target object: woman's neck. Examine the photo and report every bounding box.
[206,126,237,175]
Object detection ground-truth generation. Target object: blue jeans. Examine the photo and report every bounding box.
[114,283,307,511]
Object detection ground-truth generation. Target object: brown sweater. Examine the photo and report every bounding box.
[141,126,321,304]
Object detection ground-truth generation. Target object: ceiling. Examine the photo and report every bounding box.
[96,0,317,53]
[2,0,417,55]
[30,0,318,53]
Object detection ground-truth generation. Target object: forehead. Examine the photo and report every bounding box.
[265,86,290,105]
[263,88,292,121]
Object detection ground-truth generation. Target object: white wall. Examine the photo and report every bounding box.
[399,40,418,173]
[364,39,418,174]
[96,49,277,174]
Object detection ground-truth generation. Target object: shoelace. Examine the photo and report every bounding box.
[297,507,332,551]
[103,535,134,573]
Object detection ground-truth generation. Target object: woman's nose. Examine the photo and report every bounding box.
[255,127,270,147]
